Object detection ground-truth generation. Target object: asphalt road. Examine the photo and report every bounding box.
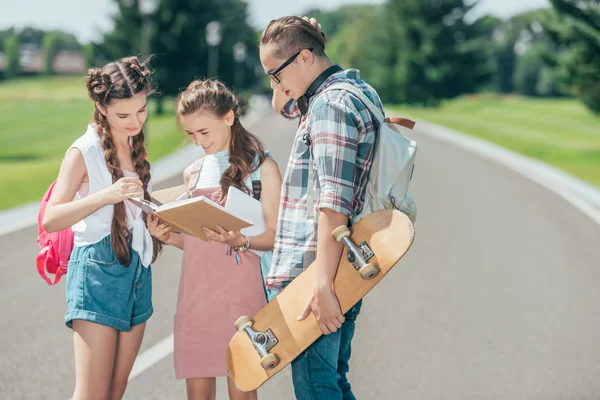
[1,107,599,400]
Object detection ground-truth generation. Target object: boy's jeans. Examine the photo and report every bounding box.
[291,300,363,400]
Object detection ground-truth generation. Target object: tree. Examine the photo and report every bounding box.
[487,9,564,97]
[102,0,144,59]
[371,0,493,106]
[51,30,83,52]
[150,0,257,114]
[0,27,81,52]
[473,15,516,93]
[0,28,16,51]
[543,0,600,112]
[514,48,541,96]
[83,43,96,68]
[5,35,20,78]
[42,32,59,75]
[322,5,379,73]
[18,27,46,47]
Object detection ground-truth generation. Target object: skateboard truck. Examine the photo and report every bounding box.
[234,316,280,370]
[332,225,380,280]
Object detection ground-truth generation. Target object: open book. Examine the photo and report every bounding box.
[129,185,253,241]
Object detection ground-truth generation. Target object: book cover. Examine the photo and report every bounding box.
[129,187,253,241]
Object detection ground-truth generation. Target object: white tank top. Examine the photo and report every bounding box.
[67,124,154,267]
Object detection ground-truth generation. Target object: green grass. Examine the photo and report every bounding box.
[388,94,600,188]
[0,76,188,211]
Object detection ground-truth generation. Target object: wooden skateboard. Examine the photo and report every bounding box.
[226,209,415,392]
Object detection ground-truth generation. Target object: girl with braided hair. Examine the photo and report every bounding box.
[42,56,162,400]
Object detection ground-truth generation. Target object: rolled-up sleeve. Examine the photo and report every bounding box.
[310,100,360,216]
[281,99,301,120]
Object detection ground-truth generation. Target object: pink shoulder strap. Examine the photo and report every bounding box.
[186,157,206,192]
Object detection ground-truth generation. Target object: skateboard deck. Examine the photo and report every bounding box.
[226,209,415,392]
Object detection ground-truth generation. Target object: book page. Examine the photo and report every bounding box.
[128,197,159,215]
[225,186,267,256]
[151,184,188,205]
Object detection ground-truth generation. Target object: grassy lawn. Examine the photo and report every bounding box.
[0,76,188,211]
[389,94,600,188]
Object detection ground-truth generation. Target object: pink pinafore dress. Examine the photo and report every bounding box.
[174,152,266,379]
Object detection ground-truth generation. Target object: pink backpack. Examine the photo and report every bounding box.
[36,180,74,285]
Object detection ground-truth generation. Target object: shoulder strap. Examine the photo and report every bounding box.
[186,157,206,192]
[251,180,262,201]
[319,82,385,123]
[249,151,271,201]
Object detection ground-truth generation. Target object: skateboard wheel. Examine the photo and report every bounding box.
[260,353,279,370]
[359,263,380,280]
[234,316,253,332]
[332,225,350,242]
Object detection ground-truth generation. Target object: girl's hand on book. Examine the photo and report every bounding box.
[147,215,172,243]
[102,177,144,205]
[202,225,245,247]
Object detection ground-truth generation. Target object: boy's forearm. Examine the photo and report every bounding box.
[313,208,348,288]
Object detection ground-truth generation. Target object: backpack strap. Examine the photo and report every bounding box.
[36,245,60,285]
[313,83,416,129]
[252,180,262,201]
[250,162,261,201]
[186,156,206,193]
[318,82,385,123]
[249,151,271,201]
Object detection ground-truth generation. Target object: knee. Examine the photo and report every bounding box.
[186,386,216,400]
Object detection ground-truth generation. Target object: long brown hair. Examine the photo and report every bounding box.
[260,16,327,59]
[86,56,162,266]
[176,79,266,198]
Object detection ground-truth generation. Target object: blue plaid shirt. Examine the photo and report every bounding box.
[267,68,383,289]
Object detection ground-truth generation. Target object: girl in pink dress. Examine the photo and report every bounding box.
[147,79,282,400]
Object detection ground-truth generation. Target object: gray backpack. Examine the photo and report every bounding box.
[307,82,418,224]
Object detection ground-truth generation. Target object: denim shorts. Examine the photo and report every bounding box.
[64,234,153,332]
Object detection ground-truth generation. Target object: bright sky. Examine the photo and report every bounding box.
[0,0,550,43]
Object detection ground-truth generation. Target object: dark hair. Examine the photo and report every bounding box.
[176,79,266,199]
[86,56,162,266]
[260,16,327,59]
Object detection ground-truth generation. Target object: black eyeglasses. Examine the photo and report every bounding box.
[267,48,313,84]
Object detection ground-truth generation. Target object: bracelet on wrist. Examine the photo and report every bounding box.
[235,235,251,252]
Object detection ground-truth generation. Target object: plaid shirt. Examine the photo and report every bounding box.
[266,68,383,289]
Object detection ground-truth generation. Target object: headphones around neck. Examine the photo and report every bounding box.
[297,64,343,116]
